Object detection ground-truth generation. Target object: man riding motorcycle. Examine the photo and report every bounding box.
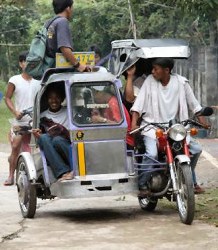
[130,57,209,196]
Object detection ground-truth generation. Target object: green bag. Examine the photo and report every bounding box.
[25,16,59,80]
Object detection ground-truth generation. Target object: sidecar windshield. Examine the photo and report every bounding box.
[71,82,123,126]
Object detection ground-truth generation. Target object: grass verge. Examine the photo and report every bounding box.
[195,188,218,227]
[158,188,218,227]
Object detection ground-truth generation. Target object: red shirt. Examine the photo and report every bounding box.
[104,96,134,147]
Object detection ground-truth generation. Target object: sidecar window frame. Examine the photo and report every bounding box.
[70,81,124,127]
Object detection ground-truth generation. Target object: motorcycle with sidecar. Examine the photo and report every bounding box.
[16,39,212,225]
[109,39,213,224]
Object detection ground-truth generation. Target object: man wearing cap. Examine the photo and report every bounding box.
[131,57,208,195]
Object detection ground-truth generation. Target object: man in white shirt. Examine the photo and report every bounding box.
[4,51,41,186]
[131,57,207,194]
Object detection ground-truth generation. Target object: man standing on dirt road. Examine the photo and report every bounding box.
[4,51,40,186]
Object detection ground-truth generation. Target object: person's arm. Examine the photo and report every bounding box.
[131,111,140,131]
[5,82,22,120]
[196,116,210,128]
[60,47,86,72]
[124,65,136,103]
[184,81,210,127]
[184,80,202,114]
[211,106,218,110]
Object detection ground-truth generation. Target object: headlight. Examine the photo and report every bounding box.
[168,124,186,141]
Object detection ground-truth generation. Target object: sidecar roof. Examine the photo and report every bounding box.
[40,67,116,86]
[109,38,190,76]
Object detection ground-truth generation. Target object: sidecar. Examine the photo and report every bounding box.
[16,67,138,218]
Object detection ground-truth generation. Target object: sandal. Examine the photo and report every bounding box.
[4,178,14,186]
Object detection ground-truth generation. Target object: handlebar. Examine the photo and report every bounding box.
[130,119,210,135]
[129,122,168,135]
[182,119,210,129]
[21,107,33,118]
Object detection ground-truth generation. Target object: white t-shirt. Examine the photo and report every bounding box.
[9,74,41,124]
[158,78,179,122]
[131,74,202,138]
[40,106,69,129]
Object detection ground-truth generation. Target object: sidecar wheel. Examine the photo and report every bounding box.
[176,163,195,225]
[16,157,37,218]
[138,197,158,212]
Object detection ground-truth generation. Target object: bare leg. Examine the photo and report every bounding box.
[4,134,22,185]
[21,134,31,152]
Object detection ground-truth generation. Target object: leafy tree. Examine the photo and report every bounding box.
[0,5,32,79]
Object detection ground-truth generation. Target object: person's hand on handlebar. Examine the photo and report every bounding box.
[130,123,140,134]
[197,116,211,129]
[14,110,23,120]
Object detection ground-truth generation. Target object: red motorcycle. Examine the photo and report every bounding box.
[130,107,213,225]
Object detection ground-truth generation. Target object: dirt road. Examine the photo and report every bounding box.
[0,140,217,250]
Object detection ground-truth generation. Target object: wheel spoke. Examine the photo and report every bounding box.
[176,163,195,224]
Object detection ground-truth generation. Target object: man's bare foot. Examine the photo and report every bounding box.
[58,171,74,181]
[4,178,14,186]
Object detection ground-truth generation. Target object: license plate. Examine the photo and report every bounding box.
[55,52,95,68]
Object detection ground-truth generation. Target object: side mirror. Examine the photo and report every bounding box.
[195,107,214,117]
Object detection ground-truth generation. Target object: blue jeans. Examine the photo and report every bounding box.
[138,136,202,189]
[189,139,202,185]
[38,134,71,179]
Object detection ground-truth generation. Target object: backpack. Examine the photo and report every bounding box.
[25,16,60,80]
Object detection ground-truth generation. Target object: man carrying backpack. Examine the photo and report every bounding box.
[47,0,87,72]
[25,0,87,79]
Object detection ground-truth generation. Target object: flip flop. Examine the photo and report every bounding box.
[4,179,14,186]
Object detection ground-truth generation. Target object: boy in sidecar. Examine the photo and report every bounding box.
[32,84,73,181]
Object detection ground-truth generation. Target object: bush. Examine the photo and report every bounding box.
[0,80,12,143]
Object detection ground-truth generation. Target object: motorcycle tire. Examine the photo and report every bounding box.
[176,163,195,225]
[16,156,37,218]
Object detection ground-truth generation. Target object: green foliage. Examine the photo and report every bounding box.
[0,80,11,143]
[0,5,34,80]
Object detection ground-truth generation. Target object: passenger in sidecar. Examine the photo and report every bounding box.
[32,83,73,181]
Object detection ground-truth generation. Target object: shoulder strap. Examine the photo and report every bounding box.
[45,16,61,29]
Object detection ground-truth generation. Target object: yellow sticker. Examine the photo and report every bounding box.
[75,131,84,141]
[56,52,95,68]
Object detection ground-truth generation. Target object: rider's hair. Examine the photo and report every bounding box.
[152,58,174,72]
[18,51,28,62]
[88,45,102,58]
[46,83,66,102]
[52,0,73,14]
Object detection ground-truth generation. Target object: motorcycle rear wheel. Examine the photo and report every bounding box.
[176,163,195,225]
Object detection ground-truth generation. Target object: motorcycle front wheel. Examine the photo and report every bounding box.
[176,163,195,225]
